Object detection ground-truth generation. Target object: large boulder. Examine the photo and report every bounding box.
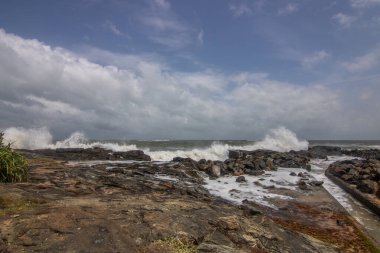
[356,180,376,194]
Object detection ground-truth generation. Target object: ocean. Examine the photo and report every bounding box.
[3,126,380,161]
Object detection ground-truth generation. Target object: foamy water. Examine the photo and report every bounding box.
[309,156,380,244]
[204,167,310,208]
[309,156,359,211]
[3,126,308,161]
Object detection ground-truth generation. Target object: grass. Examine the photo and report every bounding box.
[0,132,28,183]
[138,237,196,253]
[0,195,41,216]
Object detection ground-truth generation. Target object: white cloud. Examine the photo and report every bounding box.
[140,16,185,32]
[102,20,124,36]
[278,3,299,15]
[341,47,380,72]
[302,50,330,68]
[229,4,252,17]
[350,0,380,8]
[0,29,379,139]
[197,30,204,45]
[138,2,198,49]
[152,0,170,10]
[26,95,84,115]
[332,13,356,28]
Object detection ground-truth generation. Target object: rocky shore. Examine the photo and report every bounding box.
[0,146,379,252]
[327,159,380,216]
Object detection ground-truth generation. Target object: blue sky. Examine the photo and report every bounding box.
[0,0,380,140]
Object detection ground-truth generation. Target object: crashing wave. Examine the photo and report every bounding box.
[3,126,308,161]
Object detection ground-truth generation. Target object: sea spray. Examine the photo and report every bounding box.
[3,127,53,149]
[2,126,308,160]
[3,127,137,151]
[246,126,309,152]
[146,142,231,161]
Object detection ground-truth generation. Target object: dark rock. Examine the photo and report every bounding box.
[236,176,246,183]
[290,172,297,176]
[336,220,346,226]
[298,180,308,190]
[356,180,376,194]
[247,170,265,176]
[228,150,242,159]
[310,180,324,186]
[341,174,354,182]
[342,149,380,160]
[172,157,195,163]
[22,148,151,161]
[308,146,342,158]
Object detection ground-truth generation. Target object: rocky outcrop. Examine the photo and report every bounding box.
[19,147,151,161]
[307,146,343,159]
[342,149,380,160]
[227,149,310,171]
[0,150,356,253]
[327,159,380,216]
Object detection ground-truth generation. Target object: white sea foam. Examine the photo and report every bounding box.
[203,167,309,208]
[148,127,308,161]
[52,132,137,151]
[147,142,231,161]
[309,156,360,211]
[2,126,307,160]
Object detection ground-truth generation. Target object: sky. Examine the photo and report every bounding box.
[0,0,379,140]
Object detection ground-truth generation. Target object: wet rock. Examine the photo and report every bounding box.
[298,181,308,190]
[308,146,342,159]
[343,149,380,160]
[227,149,310,174]
[236,176,246,183]
[20,148,151,161]
[310,180,324,186]
[228,150,242,159]
[247,170,264,176]
[356,180,376,194]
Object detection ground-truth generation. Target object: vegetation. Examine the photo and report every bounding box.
[0,194,41,216]
[138,237,195,253]
[0,132,28,182]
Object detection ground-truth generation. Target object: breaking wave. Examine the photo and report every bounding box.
[2,126,308,160]
[147,127,308,161]
[248,126,309,152]
[3,127,53,150]
[3,127,137,151]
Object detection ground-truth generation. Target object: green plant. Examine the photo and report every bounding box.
[0,132,28,182]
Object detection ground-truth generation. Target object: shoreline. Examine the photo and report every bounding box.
[0,146,379,252]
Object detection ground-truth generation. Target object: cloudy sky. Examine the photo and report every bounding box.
[0,0,379,140]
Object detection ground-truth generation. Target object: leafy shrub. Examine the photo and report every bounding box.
[0,132,27,182]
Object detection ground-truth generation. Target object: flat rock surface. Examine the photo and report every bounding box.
[0,150,379,253]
